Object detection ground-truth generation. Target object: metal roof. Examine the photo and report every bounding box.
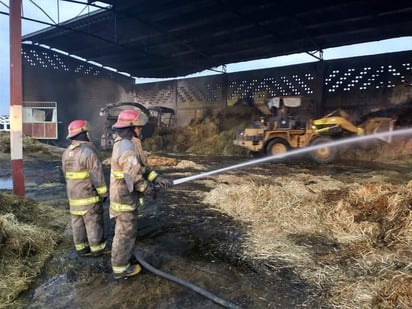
[22,0,412,78]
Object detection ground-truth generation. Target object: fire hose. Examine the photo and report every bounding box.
[146,185,241,308]
[140,128,412,308]
[133,248,241,309]
[140,145,307,306]
[141,164,251,307]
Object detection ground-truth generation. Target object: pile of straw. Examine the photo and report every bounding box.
[143,105,258,156]
[204,174,412,308]
[0,192,67,307]
[175,160,206,170]
[339,136,412,162]
[0,132,63,157]
[147,155,177,167]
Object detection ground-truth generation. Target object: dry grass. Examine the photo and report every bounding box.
[147,155,177,167]
[143,105,257,156]
[175,160,206,170]
[0,192,68,307]
[0,214,58,307]
[0,132,63,158]
[339,136,412,162]
[204,174,412,308]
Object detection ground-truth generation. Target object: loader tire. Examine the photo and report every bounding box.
[309,137,337,164]
[266,138,290,158]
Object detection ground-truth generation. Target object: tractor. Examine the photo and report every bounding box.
[233,96,395,163]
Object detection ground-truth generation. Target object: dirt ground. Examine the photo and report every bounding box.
[1,143,412,308]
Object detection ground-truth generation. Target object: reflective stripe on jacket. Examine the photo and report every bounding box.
[62,141,108,215]
[110,137,146,212]
[131,137,158,182]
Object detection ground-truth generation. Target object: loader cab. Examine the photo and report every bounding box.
[99,102,176,150]
[265,96,309,130]
[99,102,153,150]
[148,106,176,128]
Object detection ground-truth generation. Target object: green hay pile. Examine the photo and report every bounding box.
[204,174,412,308]
[143,105,260,155]
[0,192,67,307]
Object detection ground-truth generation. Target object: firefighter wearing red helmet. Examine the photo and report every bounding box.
[109,109,173,279]
[62,120,109,257]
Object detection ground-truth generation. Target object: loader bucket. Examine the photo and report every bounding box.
[363,117,396,143]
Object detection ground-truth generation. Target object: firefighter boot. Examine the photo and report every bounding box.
[113,264,142,280]
[91,247,111,257]
[77,247,91,257]
[90,242,111,257]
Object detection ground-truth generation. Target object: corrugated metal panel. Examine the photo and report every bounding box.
[22,0,412,78]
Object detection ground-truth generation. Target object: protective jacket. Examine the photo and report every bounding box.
[62,140,108,254]
[62,141,108,215]
[110,136,150,274]
[109,136,148,213]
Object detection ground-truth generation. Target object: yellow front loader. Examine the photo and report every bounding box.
[233,108,395,164]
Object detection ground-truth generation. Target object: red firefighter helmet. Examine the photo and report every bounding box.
[67,120,89,139]
[112,109,148,129]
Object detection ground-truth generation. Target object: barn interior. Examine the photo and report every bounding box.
[1,1,412,308]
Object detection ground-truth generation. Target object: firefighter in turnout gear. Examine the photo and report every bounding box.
[110,109,172,279]
[62,120,109,257]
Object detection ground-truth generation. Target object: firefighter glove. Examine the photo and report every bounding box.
[143,181,155,196]
[154,176,173,189]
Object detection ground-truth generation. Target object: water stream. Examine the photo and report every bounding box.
[173,127,412,185]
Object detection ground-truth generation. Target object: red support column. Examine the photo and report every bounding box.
[10,0,25,197]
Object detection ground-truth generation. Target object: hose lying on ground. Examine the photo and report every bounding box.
[133,248,241,309]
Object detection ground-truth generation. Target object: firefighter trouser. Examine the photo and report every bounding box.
[110,210,138,270]
[71,203,105,252]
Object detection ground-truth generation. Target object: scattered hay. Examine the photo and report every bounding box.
[204,175,412,308]
[35,143,64,158]
[0,132,10,153]
[147,155,177,167]
[339,136,412,162]
[0,192,67,307]
[0,193,40,224]
[175,160,206,170]
[0,214,58,308]
[374,272,412,308]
